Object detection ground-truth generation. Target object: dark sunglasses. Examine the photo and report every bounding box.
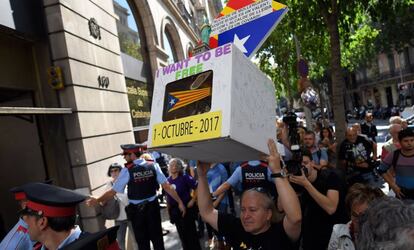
[249,187,273,198]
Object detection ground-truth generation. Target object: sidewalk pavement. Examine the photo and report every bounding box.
[160,204,210,250]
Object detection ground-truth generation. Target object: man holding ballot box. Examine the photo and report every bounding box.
[197,139,301,250]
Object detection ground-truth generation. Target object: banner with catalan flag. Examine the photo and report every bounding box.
[209,0,288,58]
[163,71,213,121]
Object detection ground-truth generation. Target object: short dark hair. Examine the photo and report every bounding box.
[398,128,414,141]
[48,215,77,232]
[27,213,77,232]
[304,131,315,137]
[301,149,313,160]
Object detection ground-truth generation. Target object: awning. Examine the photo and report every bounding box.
[0,107,72,115]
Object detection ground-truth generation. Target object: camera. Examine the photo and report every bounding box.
[282,112,303,176]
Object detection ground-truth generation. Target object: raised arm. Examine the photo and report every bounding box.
[197,162,219,231]
[267,139,302,241]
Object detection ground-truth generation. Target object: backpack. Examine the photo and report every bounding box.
[101,196,120,220]
[392,149,401,170]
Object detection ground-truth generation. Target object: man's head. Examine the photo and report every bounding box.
[346,127,358,143]
[303,131,315,148]
[20,183,86,242]
[301,149,314,177]
[240,189,274,235]
[389,124,402,141]
[365,112,373,122]
[398,129,414,151]
[352,123,361,135]
[120,144,146,163]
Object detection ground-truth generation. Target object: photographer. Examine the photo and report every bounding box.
[289,150,348,250]
[197,139,301,250]
[338,128,380,187]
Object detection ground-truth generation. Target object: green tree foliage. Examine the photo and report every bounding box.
[370,0,414,53]
[258,0,382,141]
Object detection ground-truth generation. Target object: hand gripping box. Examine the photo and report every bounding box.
[148,44,276,162]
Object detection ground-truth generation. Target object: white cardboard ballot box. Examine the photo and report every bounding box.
[148,44,276,162]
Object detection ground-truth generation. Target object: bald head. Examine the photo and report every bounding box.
[346,127,358,143]
[390,124,402,140]
[352,123,361,134]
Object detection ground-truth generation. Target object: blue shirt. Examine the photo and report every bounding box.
[226,161,273,191]
[207,163,229,205]
[113,159,168,204]
[0,218,34,250]
[310,147,328,165]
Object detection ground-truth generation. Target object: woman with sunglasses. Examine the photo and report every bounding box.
[104,163,131,250]
[328,183,384,250]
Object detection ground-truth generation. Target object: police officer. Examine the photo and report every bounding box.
[0,186,35,250]
[19,182,87,250]
[212,160,276,198]
[87,144,186,250]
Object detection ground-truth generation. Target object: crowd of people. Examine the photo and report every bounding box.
[1,112,414,250]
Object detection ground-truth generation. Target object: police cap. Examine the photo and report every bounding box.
[120,144,146,155]
[10,186,26,201]
[10,179,54,201]
[21,183,86,217]
[62,226,119,250]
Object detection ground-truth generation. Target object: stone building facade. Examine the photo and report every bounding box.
[344,47,414,110]
[0,0,220,233]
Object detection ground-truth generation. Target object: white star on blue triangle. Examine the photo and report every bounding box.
[217,9,286,58]
[167,94,179,111]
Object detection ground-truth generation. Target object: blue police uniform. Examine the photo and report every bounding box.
[0,218,34,250]
[114,144,168,250]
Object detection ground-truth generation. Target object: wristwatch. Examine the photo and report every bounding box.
[271,170,287,178]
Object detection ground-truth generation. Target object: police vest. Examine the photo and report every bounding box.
[241,161,269,191]
[127,162,158,200]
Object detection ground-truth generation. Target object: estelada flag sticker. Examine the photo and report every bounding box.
[209,0,288,58]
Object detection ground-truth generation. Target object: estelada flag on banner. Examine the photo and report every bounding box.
[209,0,288,58]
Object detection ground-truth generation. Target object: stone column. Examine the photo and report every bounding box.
[44,0,135,232]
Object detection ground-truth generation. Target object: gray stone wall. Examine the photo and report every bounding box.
[44,0,135,232]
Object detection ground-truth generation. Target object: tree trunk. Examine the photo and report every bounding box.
[327,18,347,143]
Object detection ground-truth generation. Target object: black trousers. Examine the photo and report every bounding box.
[173,207,201,250]
[126,200,164,250]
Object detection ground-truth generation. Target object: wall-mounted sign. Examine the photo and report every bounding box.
[88,18,101,40]
[98,76,109,88]
[47,66,64,90]
[209,0,288,58]
[126,78,152,127]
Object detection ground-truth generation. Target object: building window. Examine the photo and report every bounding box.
[113,0,142,60]
[163,28,178,64]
